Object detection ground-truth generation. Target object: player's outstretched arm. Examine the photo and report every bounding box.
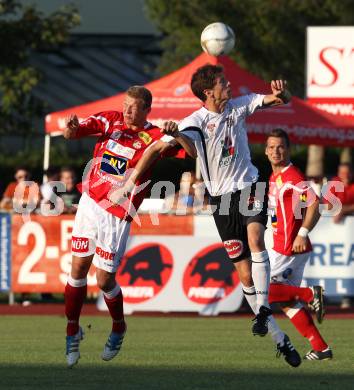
[64,114,79,139]
[64,113,106,139]
[262,80,292,107]
[161,121,197,159]
[108,140,167,205]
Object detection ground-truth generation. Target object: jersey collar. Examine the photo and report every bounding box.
[201,104,229,116]
[281,162,292,173]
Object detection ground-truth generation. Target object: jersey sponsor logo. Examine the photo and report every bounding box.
[96,246,114,261]
[72,237,89,253]
[226,116,234,129]
[138,131,152,145]
[183,244,239,304]
[133,140,142,149]
[219,136,236,167]
[300,193,307,202]
[113,121,124,126]
[223,239,243,259]
[276,176,283,188]
[117,243,173,304]
[270,208,278,228]
[220,115,235,129]
[100,152,128,178]
[106,140,136,159]
[206,123,216,137]
[110,131,122,140]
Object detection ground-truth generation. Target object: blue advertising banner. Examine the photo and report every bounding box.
[262,215,354,297]
[303,217,354,296]
[0,213,11,292]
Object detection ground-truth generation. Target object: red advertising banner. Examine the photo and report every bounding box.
[11,214,97,293]
[307,98,354,120]
[306,27,354,122]
[11,214,193,293]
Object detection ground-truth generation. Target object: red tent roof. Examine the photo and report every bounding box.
[45,53,354,146]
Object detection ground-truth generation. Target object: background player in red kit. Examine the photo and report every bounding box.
[266,128,332,361]
[63,85,196,368]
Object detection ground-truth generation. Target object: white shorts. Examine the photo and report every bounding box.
[71,192,131,273]
[268,249,310,287]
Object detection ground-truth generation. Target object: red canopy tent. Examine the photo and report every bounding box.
[44,53,354,170]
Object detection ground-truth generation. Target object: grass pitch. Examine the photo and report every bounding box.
[0,315,353,390]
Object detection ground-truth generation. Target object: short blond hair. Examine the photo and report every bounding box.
[126,85,152,109]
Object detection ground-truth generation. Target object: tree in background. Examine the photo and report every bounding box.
[0,0,80,136]
[145,0,354,98]
[145,0,354,177]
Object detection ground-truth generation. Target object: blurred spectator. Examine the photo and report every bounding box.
[192,178,211,214]
[40,167,60,211]
[177,171,196,210]
[0,167,39,212]
[59,167,81,214]
[325,163,354,224]
[164,171,195,214]
[164,171,208,214]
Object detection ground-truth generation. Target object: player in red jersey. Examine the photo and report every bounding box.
[63,85,196,368]
[266,128,332,361]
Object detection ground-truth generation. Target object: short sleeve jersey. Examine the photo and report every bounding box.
[76,111,174,221]
[268,164,317,256]
[178,93,264,196]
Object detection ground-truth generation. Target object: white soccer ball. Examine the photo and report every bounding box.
[201,22,235,56]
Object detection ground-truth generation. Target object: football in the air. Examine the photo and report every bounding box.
[201,22,235,56]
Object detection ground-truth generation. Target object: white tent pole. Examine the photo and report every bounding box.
[43,134,51,183]
[195,157,201,180]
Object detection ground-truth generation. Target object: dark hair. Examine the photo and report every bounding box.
[60,166,76,177]
[126,85,152,109]
[14,167,30,180]
[191,64,224,102]
[266,128,290,148]
[44,167,59,180]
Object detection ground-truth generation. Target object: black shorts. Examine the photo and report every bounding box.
[209,181,268,263]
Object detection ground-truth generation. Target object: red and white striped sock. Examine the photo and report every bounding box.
[103,284,126,334]
[286,303,328,351]
[269,283,313,304]
[65,276,87,336]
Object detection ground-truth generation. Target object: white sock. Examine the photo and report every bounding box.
[68,275,87,287]
[241,284,257,313]
[242,284,284,345]
[251,250,270,311]
[103,283,121,300]
[284,302,303,319]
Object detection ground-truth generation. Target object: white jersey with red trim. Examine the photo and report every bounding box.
[75,110,174,221]
[178,93,264,196]
[268,163,317,256]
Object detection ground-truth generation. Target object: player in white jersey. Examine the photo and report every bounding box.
[180,65,302,366]
[124,65,301,367]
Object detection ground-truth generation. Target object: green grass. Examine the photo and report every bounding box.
[0,315,353,389]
